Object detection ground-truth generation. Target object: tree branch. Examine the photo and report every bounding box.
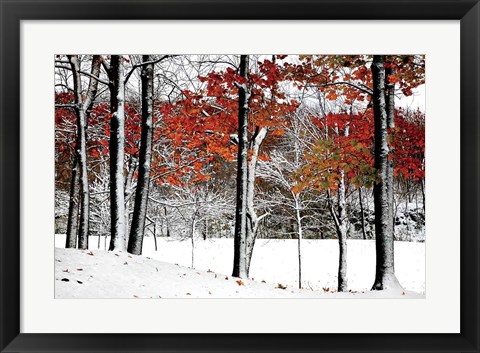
[55,84,74,92]
[79,70,109,86]
[124,55,171,84]
[55,103,77,109]
[55,65,71,71]
[320,81,373,95]
[302,82,373,96]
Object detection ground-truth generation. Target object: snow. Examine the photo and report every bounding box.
[55,235,425,298]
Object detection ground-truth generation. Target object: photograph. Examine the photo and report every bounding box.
[2,0,477,350]
[54,54,425,299]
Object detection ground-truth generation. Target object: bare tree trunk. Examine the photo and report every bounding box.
[124,157,138,247]
[164,207,171,237]
[128,56,155,255]
[65,158,80,248]
[327,188,348,292]
[245,126,268,276]
[294,195,303,289]
[153,220,158,251]
[359,187,367,240]
[202,218,208,241]
[68,55,102,250]
[405,188,410,238]
[190,215,197,269]
[371,55,402,290]
[336,168,349,292]
[421,179,425,215]
[108,55,127,251]
[232,55,250,278]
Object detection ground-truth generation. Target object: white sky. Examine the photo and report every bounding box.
[397,84,426,111]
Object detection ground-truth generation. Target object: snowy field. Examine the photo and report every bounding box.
[55,235,425,297]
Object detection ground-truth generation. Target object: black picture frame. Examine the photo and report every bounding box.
[1,0,478,352]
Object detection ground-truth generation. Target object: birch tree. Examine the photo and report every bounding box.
[232,55,250,278]
[244,126,270,275]
[66,55,102,249]
[258,149,306,289]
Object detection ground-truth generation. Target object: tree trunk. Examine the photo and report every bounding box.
[128,56,154,255]
[164,207,171,237]
[359,187,367,240]
[371,55,402,290]
[65,157,80,248]
[128,56,155,255]
[190,216,197,269]
[124,157,138,247]
[108,55,127,251]
[153,220,158,251]
[245,126,268,276]
[337,169,348,292]
[68,55,101,249]
[385,63,396,243]
[421,178,425,215]
[232,55,250,278]
[405,188,410,238]
[294,195,303,289]
[202,218,208,241]
[326,121,349,292]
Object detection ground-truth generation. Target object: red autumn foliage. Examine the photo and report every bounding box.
[293,108,425,193]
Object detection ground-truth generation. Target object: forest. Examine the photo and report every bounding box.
[54,54,425,298]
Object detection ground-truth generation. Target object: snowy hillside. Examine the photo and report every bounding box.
[55,236,425,296]
[55,248,423,299]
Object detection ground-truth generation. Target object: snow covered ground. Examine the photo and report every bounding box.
[55,235,425,298]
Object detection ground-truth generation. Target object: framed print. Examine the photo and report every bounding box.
[0,0,479,352]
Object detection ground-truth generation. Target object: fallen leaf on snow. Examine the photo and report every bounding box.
[236,280,245,286]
